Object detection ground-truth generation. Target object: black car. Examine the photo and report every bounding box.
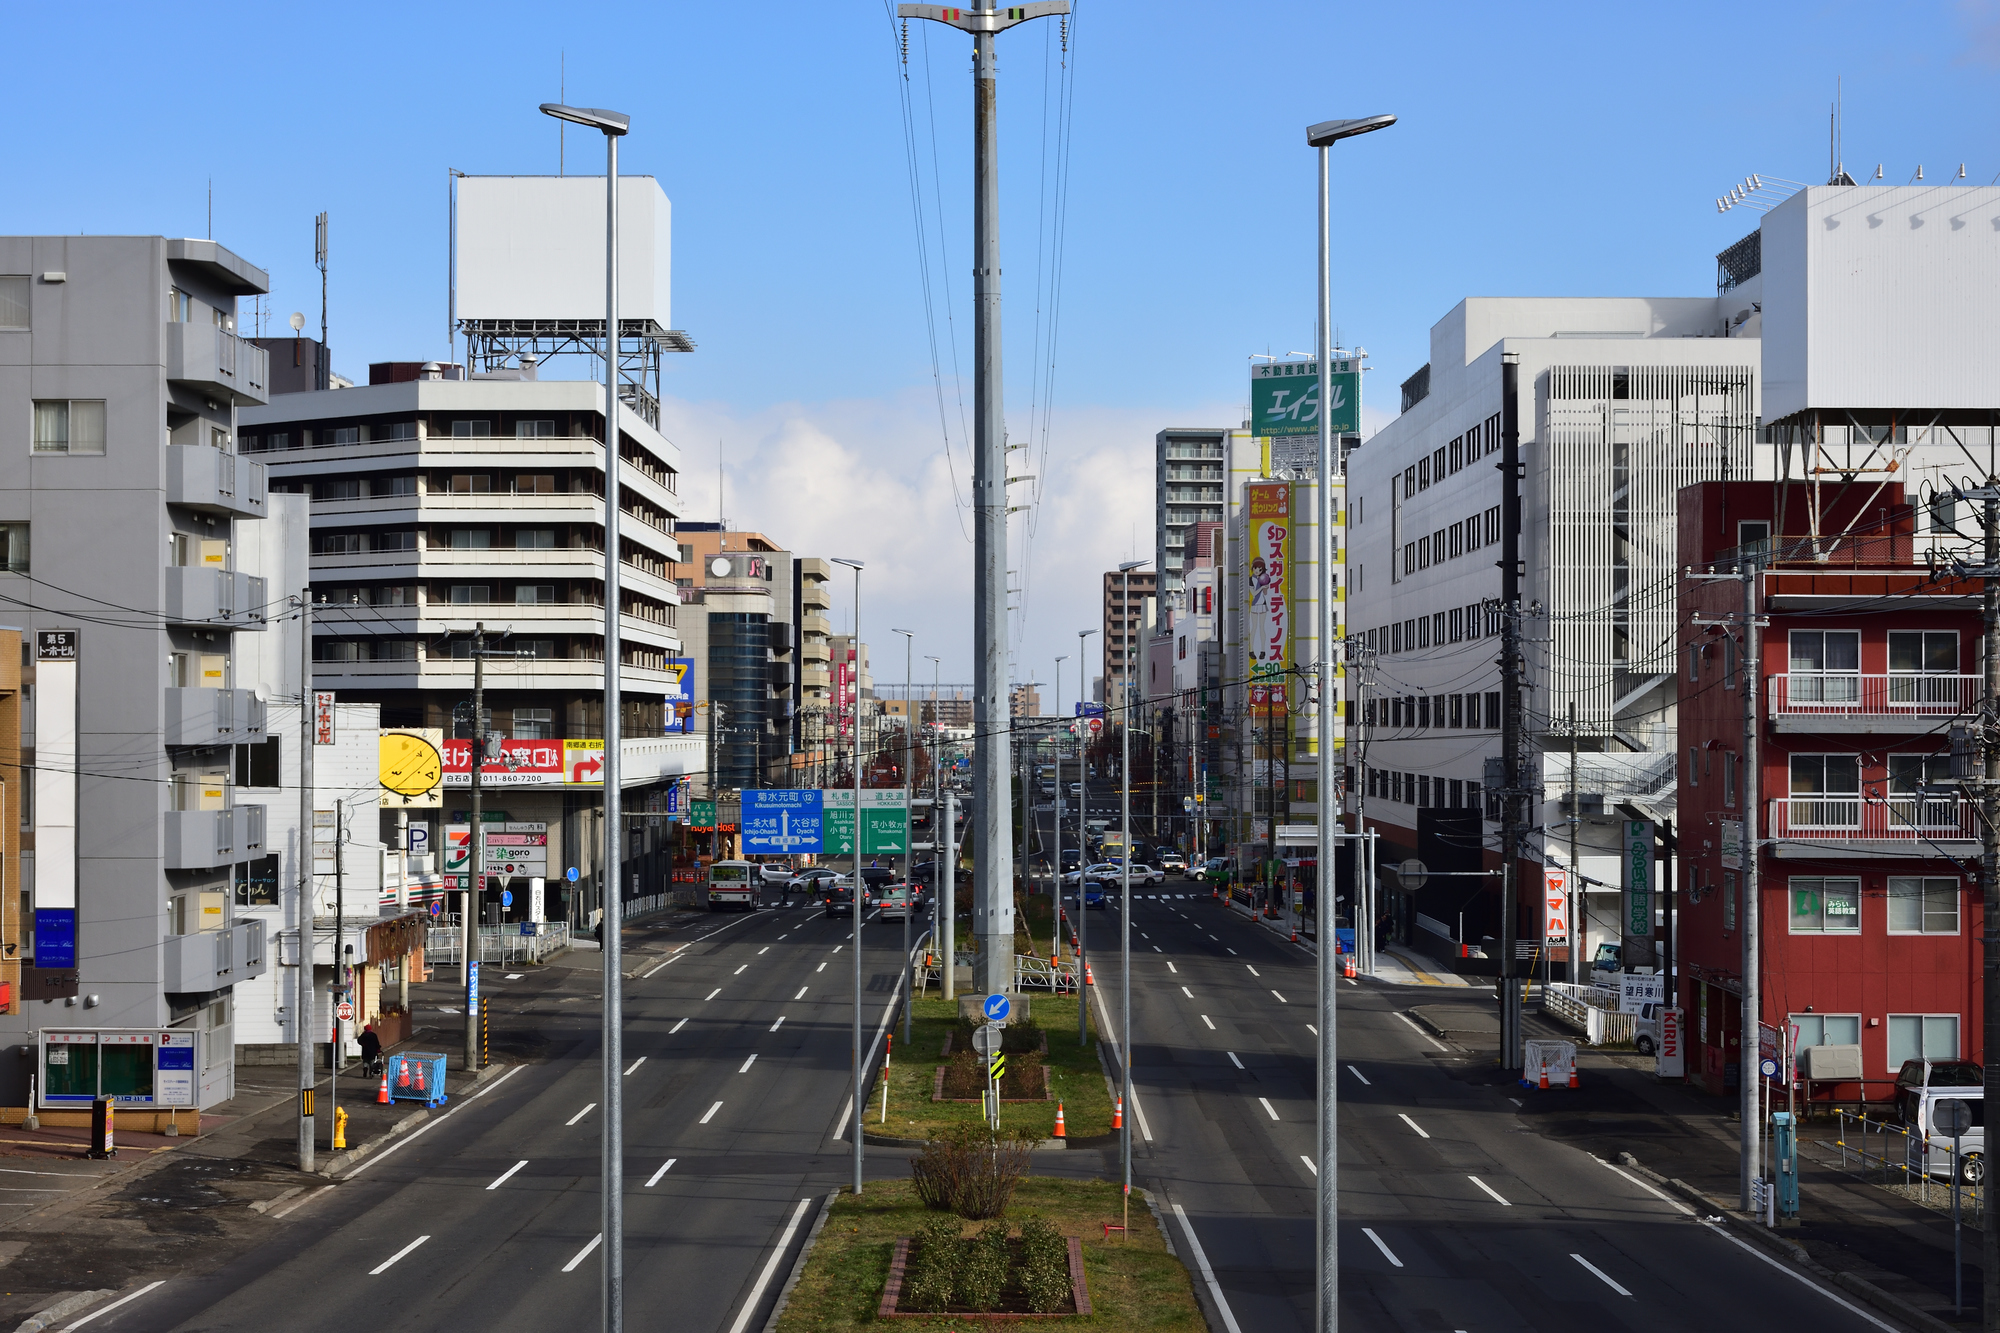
[819,883,856,916]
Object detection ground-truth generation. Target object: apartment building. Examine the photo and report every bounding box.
[1156,428,1227,599]
[1100,568,1157,692]
[0,237,280,1112]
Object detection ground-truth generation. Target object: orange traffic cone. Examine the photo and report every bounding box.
[376,1065,392,1104]
[1112,1096,1123,1131]
[1344,954,1357,979]
[1085,960,1095,987]
[1568,1065,1580,1089]
[1053,1103,1067,1139]
[1538,1063,1549,1091]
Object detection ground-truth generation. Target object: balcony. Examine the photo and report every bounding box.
[165,567,269,631]
[166,445,267,518]
[165,688,267,746]
[800,612,832,640]
[163,920,267,993]
[802,665,832,690]
[1767,796,1978,859]
[165,323,269,406]
[165,806,267,870]
[1769,673,1978,733]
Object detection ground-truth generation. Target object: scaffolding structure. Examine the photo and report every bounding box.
[458,317,695,431]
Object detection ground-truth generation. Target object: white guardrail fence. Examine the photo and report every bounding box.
[1540,982,1637,1045]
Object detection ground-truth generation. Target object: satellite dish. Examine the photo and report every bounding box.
[289,312,305,332]
[1396,858,1429,892]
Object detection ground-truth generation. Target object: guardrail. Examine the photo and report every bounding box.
[426,921,572,965]
[1542,982,1635,1045]
[1833,1110,1985,1225]
[1768,797,1979,842]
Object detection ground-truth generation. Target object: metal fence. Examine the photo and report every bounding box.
[1542,982,1637,1045]
[1832,1110,1985,1225]
[426,922,573,966]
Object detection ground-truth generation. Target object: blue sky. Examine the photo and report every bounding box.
[7,1,1999,686]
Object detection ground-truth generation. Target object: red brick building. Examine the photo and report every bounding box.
[1676,481,1982,1106]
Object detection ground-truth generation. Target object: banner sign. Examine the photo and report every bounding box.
[1720,818,1744,871]
[313,690,337,745]
[665,658,696,733]
[441,738,564,787]
[564,740,606,785]
[1249,358,1360,438]
[1624,819,1654,937]
[1543,868,1570,946]
[1657,1006,1685,1079]
[743,789,824,854]
[1244,482,1293,695]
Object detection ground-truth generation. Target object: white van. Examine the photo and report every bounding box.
[1905,1087,1985,1183]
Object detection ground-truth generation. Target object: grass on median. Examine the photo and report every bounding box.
[775,1177,1205,1333]
[869,993,1114,1141]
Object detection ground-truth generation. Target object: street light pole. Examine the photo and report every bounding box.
[1054,654,1067,964]
[1075,628,1096,1046]
[1305,110,1396,1333]
[1116,558,1148,1234]
[465,622,486,1074]
[834,557,866,1196]
[894,628,914,1046]
[540,99,630,1333]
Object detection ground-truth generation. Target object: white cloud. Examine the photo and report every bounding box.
[657,391,1239,695]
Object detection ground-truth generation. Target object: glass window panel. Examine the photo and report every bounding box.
[100,1043,153,1098]
[1925,1016,1960,1060]
[1927,633,1958,672]
[67,401,105,454]
[32,400,67,452]
[1825,631,1859,672]
[1889,632,1921,672]
[1888,1016,1922,1070]
[0,275,28,328]
[1888,878,1924,931]
[1790,631,1825,672]
[43,1042,97,1098]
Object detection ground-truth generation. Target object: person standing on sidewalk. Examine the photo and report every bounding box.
[358,1024,382,1079]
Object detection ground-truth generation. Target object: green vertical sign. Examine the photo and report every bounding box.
[1250,359,1360,437]
[1625,820,1653,937]
[690,799,716,831]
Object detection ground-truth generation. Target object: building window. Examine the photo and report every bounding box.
[1789,753,1860,827]
[1484,691,1500,727]
[1887,877,1960,934]
[1687,747,1698,788]
[1787,630,1860,703]
[32,400,107,455]
[1447,778,1463,807]
[1788,876,1861,934]
[449,585,492,604]
[513,707,554,739]
[1483,505,1500,545]
[1465,692,1481,729]
[0,275,27,328]
[327,427,361,445]
[234,738,281,789]
[518,639,556,659]
[1886,1014,1960,1072]
[449,529,493,550]
[0,523,26,574]
[518,420,556,438]
[1449,522,1463,558]
[1688,643,1700,681]
[1449,694,1464,728]
[1789,1013,1862,1073]
[1722,751,1736,807]
[516,529,556,550]
[1723,872,1737,932]
[515,584,556,605]
[1417,457,1430,491]
[1432,611,1445,644]
[1888,753,1954,828]
[450,420,492,438]
[450,474,492,493]
[1465,511,1482,552]
[1888,631,1960,706]
[1448,437,1463,473]
[1418,774,1431,807]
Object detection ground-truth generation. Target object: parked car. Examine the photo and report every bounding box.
[1896,1058,1984,1128]
[1157,851,1188,875]
[1633,1001,1664,1056]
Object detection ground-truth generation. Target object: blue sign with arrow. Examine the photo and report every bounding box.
[981,993,1011,1023]
[742,789,825,854]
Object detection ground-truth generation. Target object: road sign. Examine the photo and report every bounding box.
[690,799,718,831]
[971,1023,1003,1055]
[742,789,825,854]
[1397,858,1429,891]
[989,1054,1007,1082]
[981,993,1011,1023]
[500,890,513,908]
[428,899,444,917]
[1759,1058,1780,1080]
[1087,718,1103,736]
[821,789,910,855]
[566,866,580,883]
[335,1001,354,1022]
[1937,1098,1976,1136]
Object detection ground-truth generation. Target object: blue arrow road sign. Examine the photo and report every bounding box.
[742,789,825,854]
[567,866,580,883]
[982,994,1011,1023]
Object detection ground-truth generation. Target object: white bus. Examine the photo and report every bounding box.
[701,860,757,912]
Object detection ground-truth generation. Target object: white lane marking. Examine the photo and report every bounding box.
[777,935,788,941]
[1227,1051,1244,1069]
[506,973,524,980]
[705,989,722,1001]
[1345,977,1358,986]
[1571,1253,1631,1298]
[1153,946,1163,953]
[641,958,674,978]
[60,1279,166,1330]
[724,1197,818,1333]
[1300,1156,1318,1176]
[340,1066,524,1181]
[1393,1010,1449,1050]
[1468,1175,1512,1206]
[739,1054,758,1073]
[700,1100,724,1124]
[1140,932,1149,939]
[1398,1113,1430,1139]
[624,1057,646,1076]
[770,1016,786,1032]
[1225,948,1238,956]
[671,1017,688,1034]
[1509,1097,1523,1107]
[734,965,749,975]
[1308,1024,1318,1035]
[816,962,828,973]
[795,986,809,999]
[1090,982,1153,1143]
[832,945,843,952]
[644,1159,677,1187]
[1201,1015,1216,1030]
[1271,991,1288,1004]
[1362,1228,1403,1268]
[567,1104,597,1126]
[1346,1064,1370,1085]
[1167,961,1178,973]
[1592,1156,1693,1214]
[563,1233,604,1273]
[1700,1221,1896,1330]
[1181,986,1194,998]
[1246,965,1260,977]
[758,946,770,955]
[487,1160,528,1190]
[370,1235,430,1275]
[1258,1097,1280,1121]
[1171,1204,1244,1333]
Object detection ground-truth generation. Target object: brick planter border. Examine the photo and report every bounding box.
[877,1235,1091,1319]
[931,1065,1053,1103]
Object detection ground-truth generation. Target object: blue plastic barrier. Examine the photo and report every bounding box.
[388,1051,448,1108]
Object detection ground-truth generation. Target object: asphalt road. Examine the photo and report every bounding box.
[1090,884,1903,1332]
[96,902,922,1333]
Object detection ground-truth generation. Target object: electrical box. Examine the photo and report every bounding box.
[1801,1043,1864,1082]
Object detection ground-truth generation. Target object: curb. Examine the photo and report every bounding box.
[12,1287,115,1333]
[760,1190,838,1333]
[319,1060,514,1178]
[1618,1154,1954,1333]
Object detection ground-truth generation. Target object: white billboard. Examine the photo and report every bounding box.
[456,175,673,325]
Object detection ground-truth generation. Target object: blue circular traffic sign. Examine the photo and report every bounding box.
[982,994,1011,1023]
[1759,1058,1779,1079]
[566,866,580,883]
[501,890,514,907]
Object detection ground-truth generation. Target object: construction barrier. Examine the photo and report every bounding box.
[389,1051,449,1108]
[1522,1039,1576,1091]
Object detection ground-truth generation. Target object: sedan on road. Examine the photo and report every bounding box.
[878,884,917,921]
[786,866,842,899]
[1157,851,1187,875]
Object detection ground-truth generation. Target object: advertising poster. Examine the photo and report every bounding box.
[1543,868,1570,946]
[665,658,696,733]
[1244,483,1293,705]
[564,739,606,785]
[1249,359,1361,438]
[442,738,564,787]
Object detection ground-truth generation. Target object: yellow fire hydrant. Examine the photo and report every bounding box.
[333,1106,349,1150]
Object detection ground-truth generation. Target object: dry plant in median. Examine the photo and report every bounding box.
[909,1125,1037,1219]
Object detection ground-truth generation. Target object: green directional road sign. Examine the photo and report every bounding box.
[821,788,909,855]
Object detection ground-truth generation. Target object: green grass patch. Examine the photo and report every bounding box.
[870,994,1112,1141]
[775,1178,1205,1333]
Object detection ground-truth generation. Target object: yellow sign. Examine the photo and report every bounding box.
[379,728,445,807]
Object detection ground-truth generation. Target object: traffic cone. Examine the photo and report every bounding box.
[1085,960,1094,987]
[396,1057,411,1089]
[1538,1063,1549,1091]
[1112,1096,1123,1131]
[1344,955,1357,979]
[413,1060,427,1095]
[1053,1103,1067,1139]
[1568,1065,1580,1090]
[376,1066,392,1104]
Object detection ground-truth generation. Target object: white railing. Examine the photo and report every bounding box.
[426,921,572,965]
[1542,982,1635,1045]
[1768,797,1979,842]
[1769,672,1978,718]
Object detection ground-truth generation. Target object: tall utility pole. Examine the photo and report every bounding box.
[465,623,486,1072]
[1349,637,1371,974]
[1567,703,1579,994]
[900,0,1069,998]
[314,212,329,392]
[1738,551,1763,1213]
[1116,559,1148,1236]
[296,593,315,1173]
[1980,484,2000,1331]
[1054,655,1066,963]
[1075,630,1094,1046]
[1498,349,1525,1073]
